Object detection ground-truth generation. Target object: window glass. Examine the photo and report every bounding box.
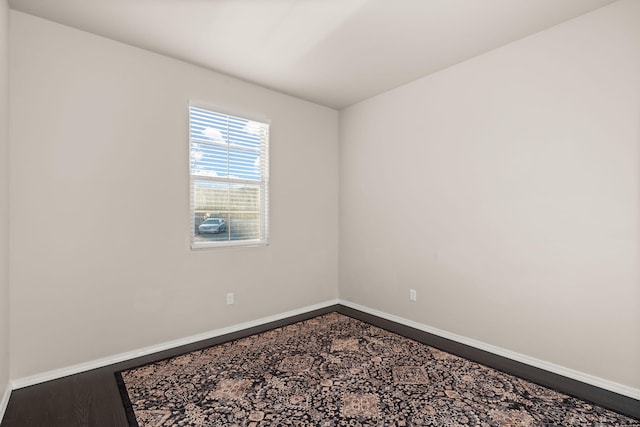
[189,105,269,249]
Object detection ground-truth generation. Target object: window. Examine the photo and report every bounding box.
[189,105,269,249]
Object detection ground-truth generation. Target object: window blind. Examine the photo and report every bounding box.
[189,105,269,249]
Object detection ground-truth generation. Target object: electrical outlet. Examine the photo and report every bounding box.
[226,292,234,305]
[410,289,417,302]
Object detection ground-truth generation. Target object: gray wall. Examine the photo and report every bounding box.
[0,0,10,406]
[340,0,640,391]
[9,11,339,379]
[5,0,640,401]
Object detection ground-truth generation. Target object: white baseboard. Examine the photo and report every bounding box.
[9,298,640,403]
[0,381,11,422]
[339,299,640,401]
[11,299,340,390]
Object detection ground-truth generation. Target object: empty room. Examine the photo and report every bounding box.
[0,0,639,425]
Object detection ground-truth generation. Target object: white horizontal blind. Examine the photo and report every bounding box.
[189,105,269,249]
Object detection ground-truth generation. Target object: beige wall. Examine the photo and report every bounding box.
[9,11,339,379]
[5,0,640,396]
[0,0,9,398]
[340,0,640,390]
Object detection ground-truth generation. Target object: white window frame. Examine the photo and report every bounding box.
[189,103,270,250]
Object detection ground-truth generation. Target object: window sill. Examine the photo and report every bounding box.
[191,239,268,250]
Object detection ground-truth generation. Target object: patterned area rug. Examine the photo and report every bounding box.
[117,313,639,426]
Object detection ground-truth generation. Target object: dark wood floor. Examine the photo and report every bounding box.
[2,304,639,426]
[1,306,338,427]
[2,368,128,426]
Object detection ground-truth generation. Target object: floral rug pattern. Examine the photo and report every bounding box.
[117,313,639,426]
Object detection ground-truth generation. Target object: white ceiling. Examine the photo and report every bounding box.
[9,0,616,109]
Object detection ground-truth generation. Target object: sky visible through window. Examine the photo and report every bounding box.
[189,106,263,181]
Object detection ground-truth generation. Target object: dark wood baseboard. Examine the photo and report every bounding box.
[336,305,640,420]
[2,303,638,426]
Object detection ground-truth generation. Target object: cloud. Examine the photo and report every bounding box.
[243,121,265,136]
[202,127,226,144]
